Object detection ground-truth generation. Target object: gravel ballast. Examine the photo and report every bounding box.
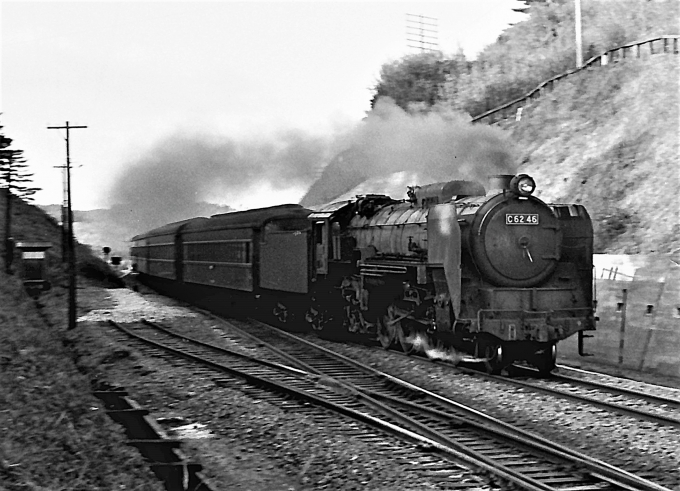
[73,284,680,490]
[317,337,680,489]
[74,286,499,490]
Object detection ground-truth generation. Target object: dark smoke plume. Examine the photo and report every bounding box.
[301,97,519,206]
[108,97,518,241]
[109,129,333,232]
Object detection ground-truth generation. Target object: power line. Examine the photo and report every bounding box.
[406,13,439,53]
[47,121,87,331]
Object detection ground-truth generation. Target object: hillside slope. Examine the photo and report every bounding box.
[301,53,678,255]
[510,54,679,254]
[1,189,66,271]
[0,192,164,489]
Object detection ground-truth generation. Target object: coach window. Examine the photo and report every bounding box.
[332,222,342,260]
[315,220,329,275]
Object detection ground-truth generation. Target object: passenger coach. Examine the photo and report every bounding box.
[130,204,312,318]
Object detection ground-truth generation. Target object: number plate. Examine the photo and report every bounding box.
[506,213,539,225]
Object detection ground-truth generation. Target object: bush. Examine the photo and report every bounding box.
[445,0,679,116]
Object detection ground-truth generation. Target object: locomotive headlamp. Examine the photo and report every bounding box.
[510,174,536,197]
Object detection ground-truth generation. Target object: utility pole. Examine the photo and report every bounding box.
[575,0,583,67]
[406,13,439,53]
[47,121,87,330]
[3,164,12,275]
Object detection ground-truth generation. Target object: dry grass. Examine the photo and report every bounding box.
[0,272,164,490]
[511,55,679,254]
[0,192,163,490]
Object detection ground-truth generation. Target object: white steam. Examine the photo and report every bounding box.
[301,97,518,205]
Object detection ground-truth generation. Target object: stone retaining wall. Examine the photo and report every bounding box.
[559,254,680,379]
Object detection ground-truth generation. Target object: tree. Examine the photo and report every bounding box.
[1,123,41,272]
[370,52,457,113]
[512,0,554,13]
[0,132,39,202]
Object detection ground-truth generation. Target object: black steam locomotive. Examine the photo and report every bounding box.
[131,174,596,373]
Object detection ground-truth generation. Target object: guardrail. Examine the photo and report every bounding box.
[471,35,680,125]
[93,388,217,491]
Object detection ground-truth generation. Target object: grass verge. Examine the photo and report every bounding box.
[0,271,164,491]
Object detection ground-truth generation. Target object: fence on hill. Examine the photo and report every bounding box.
[471,35,680,125]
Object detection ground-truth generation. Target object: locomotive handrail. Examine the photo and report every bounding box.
[472,34,680,125]
[183,259,252,267]
[182,239,251,244]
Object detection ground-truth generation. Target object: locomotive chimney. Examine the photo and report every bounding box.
[487,174,514,195]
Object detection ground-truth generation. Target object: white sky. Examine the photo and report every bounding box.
[1,1,526,210]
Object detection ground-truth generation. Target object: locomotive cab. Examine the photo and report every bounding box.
[308,200,354,277]
[313,219,330,275]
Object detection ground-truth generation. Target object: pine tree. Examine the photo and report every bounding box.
[0,131,40,202]
[1,123,41,272]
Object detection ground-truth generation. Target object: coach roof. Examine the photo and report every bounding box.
[131,204,311,240]
[204,204,311,229]
[130,217,210,241]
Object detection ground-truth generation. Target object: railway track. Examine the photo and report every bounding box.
[109,316,673,491]
[398,355,680,431]
[106,319,496,490]
[501,368,680,429]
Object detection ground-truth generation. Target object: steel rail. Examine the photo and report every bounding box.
[128,320,568,489]
[552,372,680,408]
[385,344,680,429]
[442,362,680,428]
[107,319,545,490]
[203,316,673,491]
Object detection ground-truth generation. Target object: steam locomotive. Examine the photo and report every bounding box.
[131,174,596,373]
